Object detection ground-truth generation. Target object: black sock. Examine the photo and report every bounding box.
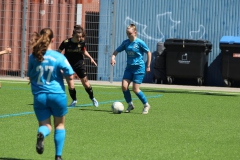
[69,88,77,101]
[85,86,94,99]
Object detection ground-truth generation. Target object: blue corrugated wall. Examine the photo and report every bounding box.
[97,0,240,86]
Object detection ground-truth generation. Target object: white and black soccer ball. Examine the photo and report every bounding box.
[111,102,124,114]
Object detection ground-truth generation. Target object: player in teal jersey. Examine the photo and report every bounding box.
[28,28,75,160]
[111,24,152,114]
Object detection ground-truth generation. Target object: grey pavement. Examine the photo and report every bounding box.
[0,76,240,93]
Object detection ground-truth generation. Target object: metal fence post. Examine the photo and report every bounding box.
[109,0,116,83]
[21,0,28,78]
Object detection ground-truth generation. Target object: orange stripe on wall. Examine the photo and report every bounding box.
[12,2,22,71]
[2,2,11,70]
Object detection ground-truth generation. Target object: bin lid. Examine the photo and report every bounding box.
[220,36,240,44]
[165,38,200,43]
[164,38,212,48]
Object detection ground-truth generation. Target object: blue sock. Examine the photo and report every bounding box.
[136,90,147,104]
[54,129,66,156]
[123,89,132,103]
[38,126,50,137]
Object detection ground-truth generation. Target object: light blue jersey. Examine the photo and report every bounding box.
[27,50,74,95]
[116,38,150,74]
[116,38,150,65]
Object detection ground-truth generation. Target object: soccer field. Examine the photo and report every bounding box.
[0,80,240,160]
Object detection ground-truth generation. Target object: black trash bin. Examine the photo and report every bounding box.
[164,38,212,86]
[220,36,240,87]
[153,42,167,84]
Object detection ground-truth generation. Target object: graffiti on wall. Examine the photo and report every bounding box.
[156,12,180,40]
[125,12,206,41]
[125,16,164,42]
[189,24,205,39]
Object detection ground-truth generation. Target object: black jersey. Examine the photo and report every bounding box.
[58,38,86,67]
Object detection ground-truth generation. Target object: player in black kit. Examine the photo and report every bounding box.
[58,25,98,107]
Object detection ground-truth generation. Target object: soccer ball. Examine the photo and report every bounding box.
[111,102,124,114]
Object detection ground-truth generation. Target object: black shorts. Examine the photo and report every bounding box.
[71,60,87,79]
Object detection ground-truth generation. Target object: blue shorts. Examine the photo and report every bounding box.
[123,69,145,84]
[33,93,68,121]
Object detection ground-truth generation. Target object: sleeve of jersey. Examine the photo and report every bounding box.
[59,56,75,76]
[140,41,150,52]
[82,46,86,51]
[116,41,125,52]
[58,41,65,51]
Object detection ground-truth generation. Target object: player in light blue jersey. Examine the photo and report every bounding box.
[28,28,74,160]
[110,24,152,114]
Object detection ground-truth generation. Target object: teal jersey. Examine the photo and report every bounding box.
[27,50,74,94]
[116,38,150,66]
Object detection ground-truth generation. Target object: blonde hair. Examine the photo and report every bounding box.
[127,23,137,32]
[31,28,53,62]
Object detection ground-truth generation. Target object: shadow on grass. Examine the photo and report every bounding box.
[79,108,112,113]
[0,158,32,160]
[78,108,141,114]
[141,88,239,97]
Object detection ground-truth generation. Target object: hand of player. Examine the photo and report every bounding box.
[5,47,11,54]
[146,67,150,73]
[110,59,116,66]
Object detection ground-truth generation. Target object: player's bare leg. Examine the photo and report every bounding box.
[66,76,77,107]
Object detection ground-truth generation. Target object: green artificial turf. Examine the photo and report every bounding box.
[0,80,240,160]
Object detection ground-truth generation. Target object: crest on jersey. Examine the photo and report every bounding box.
[133,44,138,49]
[64,39,68,43]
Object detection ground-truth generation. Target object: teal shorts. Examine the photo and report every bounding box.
[123,68,145,84]
[33,93,68,121]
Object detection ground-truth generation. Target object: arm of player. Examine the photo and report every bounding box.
[110,51,118,66]
[57,40,66,54]
[0,47,11,55]
[146,51,151,73]
[83,50,97,66]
